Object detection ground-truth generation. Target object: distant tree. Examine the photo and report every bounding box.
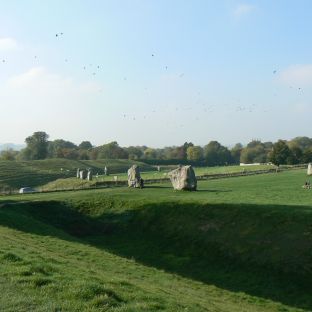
[302,148,312,163]
[289,137,312,152]
[0,149,18,161]
[204,141,232,166]
[263,141,273,149]
[97,142,128,159]
[79,141,93,150]
[144,148,157,159]
[186,146,203,161]
[247,140,262,148]
[125,146,144,160]
[48,139,77,158]
[57,148,79,160]
[240,140,268,164]
[78,149,90,160]
[17,147,32,160]
[170,146,186,159]
[24,131,49,160]
[182,142,194,158]
[89,148,99,160]
[230,143,243,164]
[269,140,292,166]
[162,142,193,160]
[288,144,303,164]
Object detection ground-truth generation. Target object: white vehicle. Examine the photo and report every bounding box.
[19,187,35,194]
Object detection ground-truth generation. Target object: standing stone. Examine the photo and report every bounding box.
[168,165,197,191]
[87,170,93,181]
[79,170,87,180]
[104,166,108,176]
[127,165,142,188]
[76,168,80,178]
[308,163,312,176]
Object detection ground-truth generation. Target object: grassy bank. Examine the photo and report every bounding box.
[0,169,311,310]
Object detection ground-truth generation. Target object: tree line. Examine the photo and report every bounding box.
[1,131,312,166]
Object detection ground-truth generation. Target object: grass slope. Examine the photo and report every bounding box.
[0,159,152,190]
[0,169,311,311]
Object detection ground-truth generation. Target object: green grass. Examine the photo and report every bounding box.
[41,164,276,191]
[0,169,312,311]
[0,159,152,190]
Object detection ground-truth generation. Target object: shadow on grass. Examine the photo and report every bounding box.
[143,185,232,193]
[196,189,232,192]
[1,199,312,310]
[142,185,172,189]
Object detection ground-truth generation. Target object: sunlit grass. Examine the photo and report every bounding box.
[0,169,311,311]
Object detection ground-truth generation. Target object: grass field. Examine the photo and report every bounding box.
[0,169,312,311]
[0,159,153,190]
[41,164,276,191]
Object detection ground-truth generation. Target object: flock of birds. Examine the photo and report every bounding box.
[0,32,306,126]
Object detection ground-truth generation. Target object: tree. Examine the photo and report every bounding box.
[302,148,312,163]
[89,148,99,160]
[48,139,77,158]
[230,143,243,164]
[289,137,312,152]
[79,141,93,150]
[240,140,268,164]
[24,131,49,160]
[60,148,79,160]
[97,142,128,159]
[186,146,203,161]
[125,146,144,160]
[204,141,232,166]
[288,145,303,164]
[0,149,18,161]
[144,148,157,159]
[161,143,193,160]
[78,149,90,160]
[269,140,292,166]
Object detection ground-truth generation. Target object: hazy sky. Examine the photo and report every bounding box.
[0,0,311,147]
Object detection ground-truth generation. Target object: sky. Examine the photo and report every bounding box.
[0,0,312,147]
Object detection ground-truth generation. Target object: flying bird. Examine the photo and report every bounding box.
[273,70,277,74]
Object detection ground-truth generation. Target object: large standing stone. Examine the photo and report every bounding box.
[168,165,197,191]
[76,168,80,178]
[308,163,312,176]
[79,170,87,180]
[127,165,142,188]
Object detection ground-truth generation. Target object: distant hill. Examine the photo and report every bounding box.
[0,143,25,151]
